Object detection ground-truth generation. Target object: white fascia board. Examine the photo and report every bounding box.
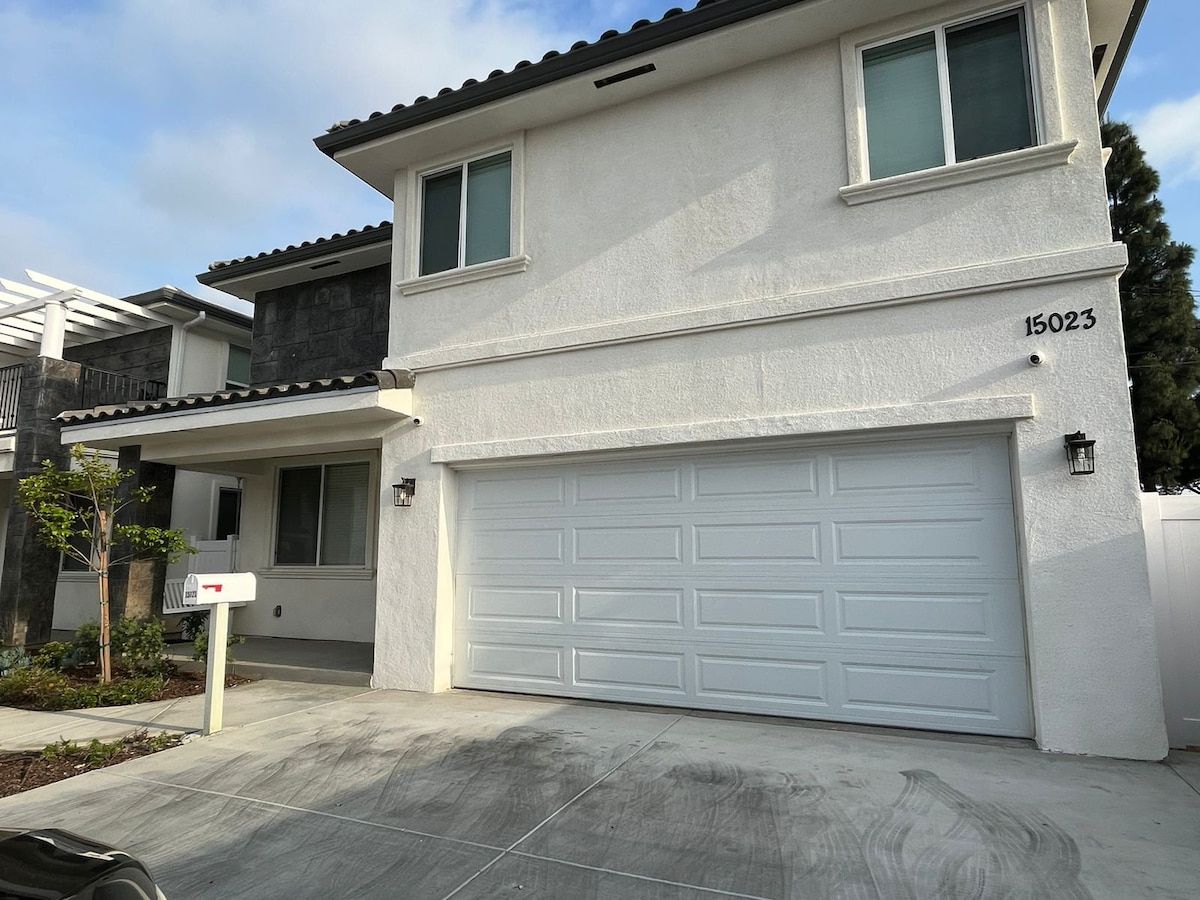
[60,387,413,446]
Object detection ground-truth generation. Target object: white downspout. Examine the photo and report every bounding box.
[167,311,205,397]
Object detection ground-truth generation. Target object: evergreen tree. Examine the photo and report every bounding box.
[1102,120,1200,492]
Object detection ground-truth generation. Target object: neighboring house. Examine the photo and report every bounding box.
[58,0,1167,760]
[0,274,252,644]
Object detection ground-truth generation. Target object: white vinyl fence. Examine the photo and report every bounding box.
[1142,493,1200,749]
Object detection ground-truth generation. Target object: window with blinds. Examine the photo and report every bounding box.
[419,150,512,276]
[861,7,1036,180]
[274,462,370,566]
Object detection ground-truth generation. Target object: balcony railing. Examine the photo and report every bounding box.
[78,366,168,409]
[0,364,21,430]
[0,364,166,432]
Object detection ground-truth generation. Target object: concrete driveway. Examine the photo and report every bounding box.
[0,687,1196,899]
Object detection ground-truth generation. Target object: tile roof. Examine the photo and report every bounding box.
[199,221,392,283]
[58,369,415,426]
[315,0,805,155]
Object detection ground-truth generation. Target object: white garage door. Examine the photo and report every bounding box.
[453,435,1032,736]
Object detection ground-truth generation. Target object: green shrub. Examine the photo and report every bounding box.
[112,617,167,672]
[31,641,72,670]
[0,666,165,711]
[70,618,169,673]
[182,611,246,662]
[71,621,100,665]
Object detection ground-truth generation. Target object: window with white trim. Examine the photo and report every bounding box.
[860,7,1036,180]
[274,461,370,566]
[419,150,512,276]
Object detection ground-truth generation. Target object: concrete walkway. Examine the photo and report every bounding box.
[0,680,365,751]
[0,688,1196,899]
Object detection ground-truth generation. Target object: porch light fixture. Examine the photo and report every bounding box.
[1063,432,1096,476]
[392,478,417,507]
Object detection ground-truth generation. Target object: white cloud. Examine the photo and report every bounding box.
[1130,91,1200,186]
[0,0,591,304]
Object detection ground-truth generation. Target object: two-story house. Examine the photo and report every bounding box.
[0,273,252,645]
[58,0,1166,760]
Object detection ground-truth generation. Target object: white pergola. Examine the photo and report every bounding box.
[0,270,173,358]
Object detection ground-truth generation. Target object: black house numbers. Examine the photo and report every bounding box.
[1024,308,1096,337]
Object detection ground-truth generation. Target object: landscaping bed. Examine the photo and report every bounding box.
[0,665,250,711]
[0,731,183,798]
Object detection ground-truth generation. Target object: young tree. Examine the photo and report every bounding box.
[17,444,192,682]
[1103,120,1200,492]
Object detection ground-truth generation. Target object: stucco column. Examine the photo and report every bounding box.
[373,420,455,691]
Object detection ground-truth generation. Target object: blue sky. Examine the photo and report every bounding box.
[0,0,1195,314]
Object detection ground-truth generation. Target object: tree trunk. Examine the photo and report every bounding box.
[97,509,112,683]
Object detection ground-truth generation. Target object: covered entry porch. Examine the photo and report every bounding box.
[56,369,415,659]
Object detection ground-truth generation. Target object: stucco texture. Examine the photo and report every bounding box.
[368,0,1165,759]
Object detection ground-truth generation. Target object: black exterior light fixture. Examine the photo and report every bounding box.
[1064,432,1096,475]
[392,478,417,507]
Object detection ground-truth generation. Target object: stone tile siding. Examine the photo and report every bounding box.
[251,265,389,386]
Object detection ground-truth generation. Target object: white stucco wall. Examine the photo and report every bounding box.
[175,328,233,395]
[369,0,1166,760]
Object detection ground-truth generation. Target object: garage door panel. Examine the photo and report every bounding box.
[454,435,1031,737]
[696,654,830,705]
[470,473,567,510]
[575,648,687,693]
[693,455,819,499]
[467,585,566,624]
[454,632,1031,735]
[467,641,565,686]
[468,527,565,564]
[577,467,683,504]
[693,522,821,563]
[456,575,1024,654]
[575,587,685,626]
[575,525,683,562]
[695,588,825,633]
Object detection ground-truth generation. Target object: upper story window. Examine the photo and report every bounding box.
[861,8,1036,180]
[225,345,251,390]
[420,151,513,276]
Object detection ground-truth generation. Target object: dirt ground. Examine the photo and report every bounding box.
[0,732,185,798]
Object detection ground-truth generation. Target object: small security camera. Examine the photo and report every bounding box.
[1028,353,1044,367]
[411,416,424,426]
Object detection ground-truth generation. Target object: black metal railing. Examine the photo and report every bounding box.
[0,364,21,430]
[78,366,168,409]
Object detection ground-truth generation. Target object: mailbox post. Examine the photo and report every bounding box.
[182,573,256,735]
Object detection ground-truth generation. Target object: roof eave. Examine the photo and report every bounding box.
[313,0,808,156]
[1097,0,1148,114]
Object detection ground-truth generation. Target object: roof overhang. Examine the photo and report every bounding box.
[59,385,413,475]
[1089,0,1147,114]
[198,226,393,302]
[320,0,1145,197]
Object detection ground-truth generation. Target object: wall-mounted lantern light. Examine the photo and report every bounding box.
[392,478,417,507]
[1063,432,1096,476]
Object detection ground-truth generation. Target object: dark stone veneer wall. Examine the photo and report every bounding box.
[250,264,390,386]
[64,327,172,386]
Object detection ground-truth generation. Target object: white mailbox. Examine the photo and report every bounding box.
[183,572,256,606]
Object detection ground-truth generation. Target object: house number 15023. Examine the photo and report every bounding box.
[1024,308,1096,336]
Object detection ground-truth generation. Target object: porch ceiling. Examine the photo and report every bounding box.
[58,386,412,475]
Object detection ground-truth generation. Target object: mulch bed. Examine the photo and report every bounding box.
[1,668,251,711]
[0,731,186,798]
